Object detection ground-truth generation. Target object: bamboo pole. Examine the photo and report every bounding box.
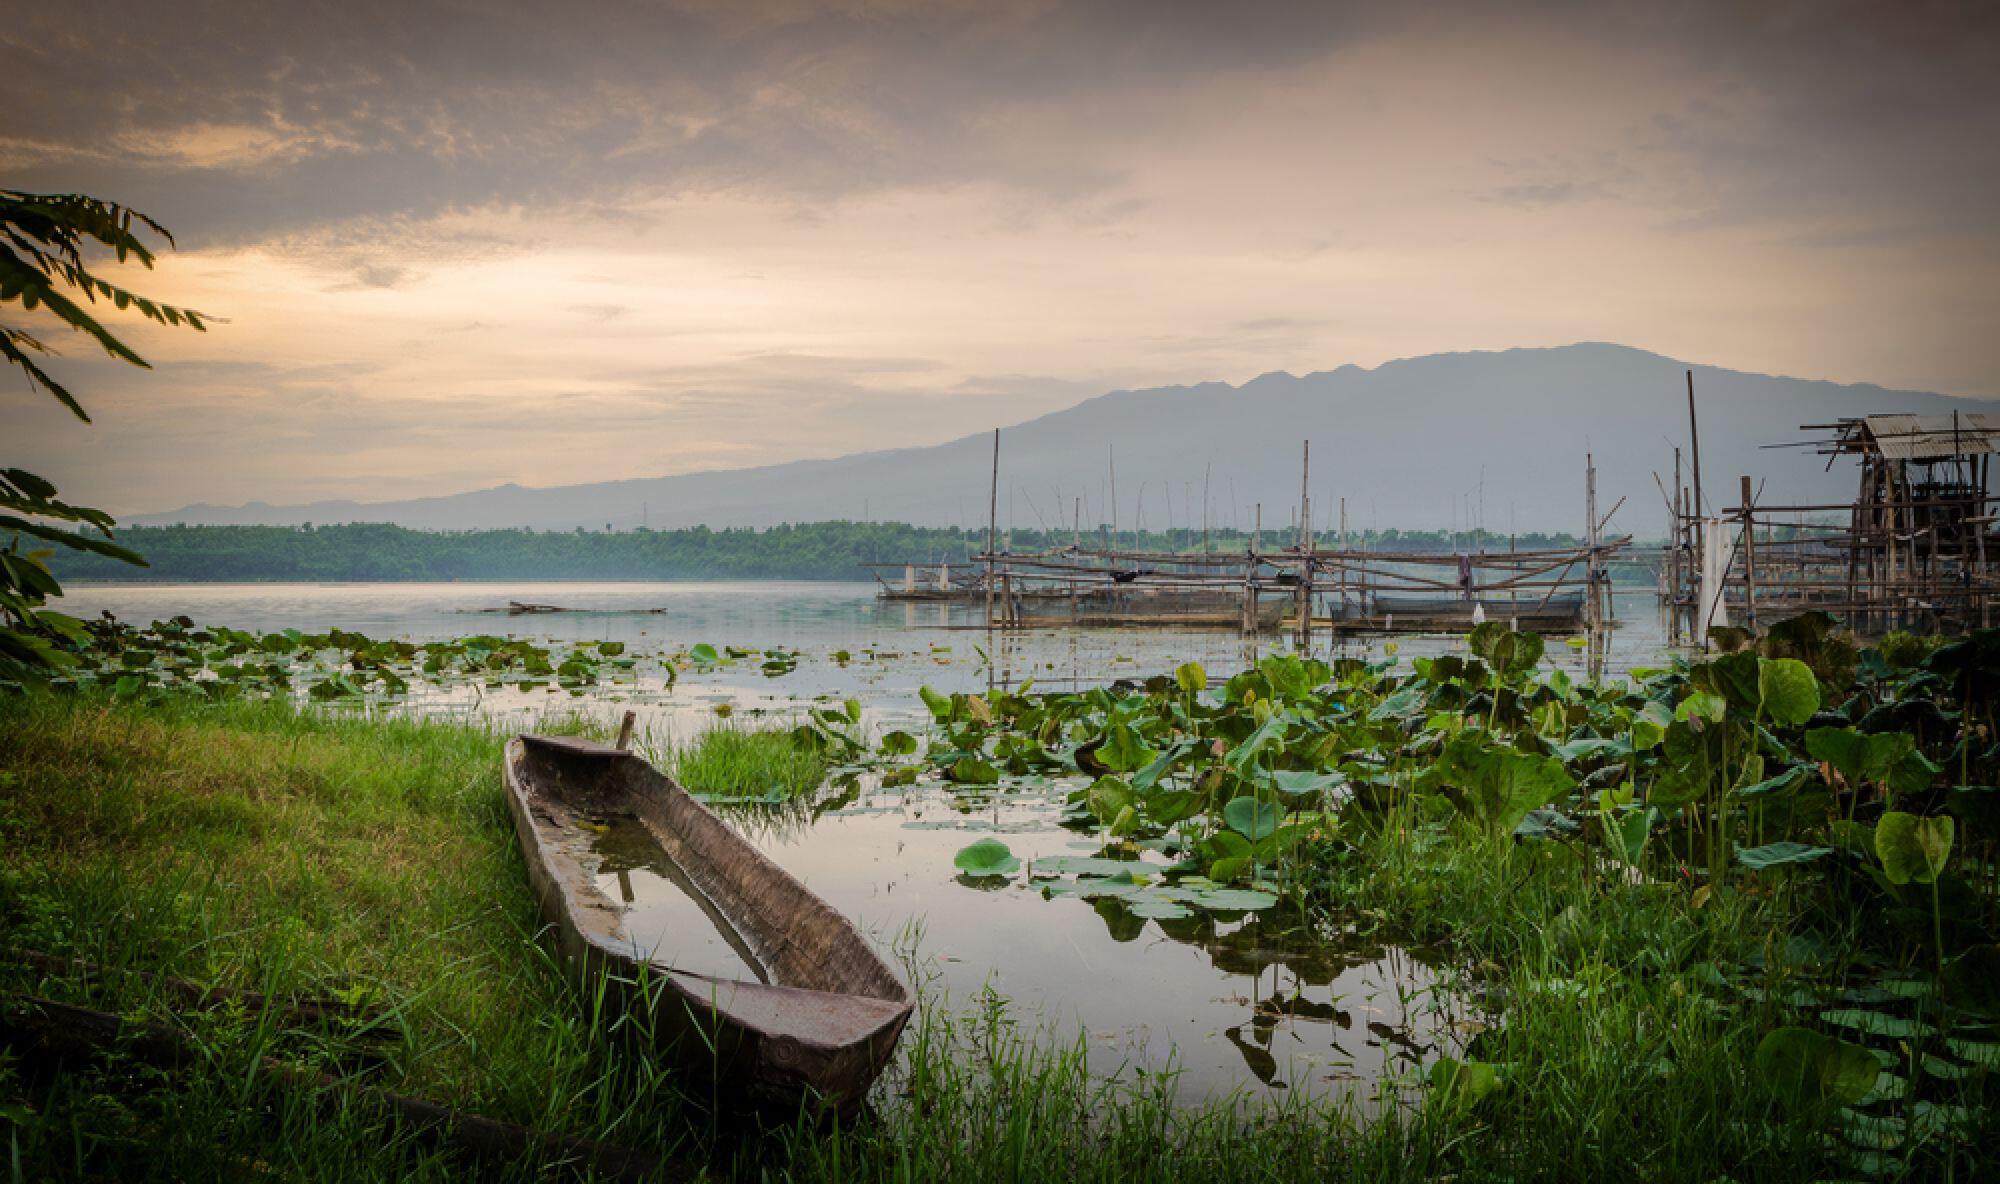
[1741,475,1757,630]
[986,428,999,629]
[1296,441,1312,647]
[1585,453,1600,636]
[1687,369,1704,519]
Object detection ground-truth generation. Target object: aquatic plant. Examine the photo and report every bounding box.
[908,612,1999,1171]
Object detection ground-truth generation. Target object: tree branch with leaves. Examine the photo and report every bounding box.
[2,188,211,682]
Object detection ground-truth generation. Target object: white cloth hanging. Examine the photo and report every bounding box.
[1697,517,1735,636]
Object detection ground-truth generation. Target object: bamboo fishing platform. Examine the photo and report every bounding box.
[972,538,1621,639]
[965,433,1628,643]
[1654,390,1996,641]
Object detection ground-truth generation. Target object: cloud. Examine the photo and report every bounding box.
[5,1,1998,516]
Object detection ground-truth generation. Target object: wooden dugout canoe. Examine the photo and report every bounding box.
[503,734,913,1115]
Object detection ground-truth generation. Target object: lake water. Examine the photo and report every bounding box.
[60,579,1679,1104]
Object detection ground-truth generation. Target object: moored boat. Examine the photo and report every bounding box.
[503,734,912,1115]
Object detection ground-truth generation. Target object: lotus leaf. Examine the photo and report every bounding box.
[1754,1027,1878,1111]
[949,755,1001,786]
[1735,841,1834,871]
[1192,887,1277,911]
[1426,1057,1506,1111]
[1757,657,1820,726]
[1267,768,1342,796]
[1222,796,1280,841]
[1821,1009,1935,1039]
[1098,721,1157,773]
[952,838,1020,877]
[1874,811,1952,885]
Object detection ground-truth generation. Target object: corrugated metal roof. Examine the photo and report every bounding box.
[1861,413,1999,460]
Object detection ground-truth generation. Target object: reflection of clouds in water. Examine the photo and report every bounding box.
[63,578,1580,1102]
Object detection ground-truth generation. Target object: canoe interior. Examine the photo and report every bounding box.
[504,734,912,1112]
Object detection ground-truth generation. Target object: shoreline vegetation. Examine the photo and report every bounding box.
[0,613,1993,1180]
[51,521,1606,584]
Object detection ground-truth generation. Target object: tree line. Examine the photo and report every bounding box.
[49,521,1593,583]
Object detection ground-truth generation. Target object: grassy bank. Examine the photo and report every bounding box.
[1,694,1989,1181]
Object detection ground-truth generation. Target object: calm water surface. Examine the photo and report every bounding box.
[62,579,1677,1104]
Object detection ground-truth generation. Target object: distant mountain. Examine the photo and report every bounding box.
[135,344,1998,536]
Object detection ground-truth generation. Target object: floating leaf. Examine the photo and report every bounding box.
[1193,887,1278,912]
[1755,1027,1878,1111]
[952,838,1020,877]
[1030,854,1153,878]
[1268,768,1342,796]
[1124,892,1194,920]
[1821,1009,1934,1039]
[1945,1038,2000,1069]
[1840,1110,1907,1151]
[1736,842,1834,871]
[948,755,1001,785]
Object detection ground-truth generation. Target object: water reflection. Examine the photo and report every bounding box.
[678,774,1464,1104]
[60,580,1666,1103]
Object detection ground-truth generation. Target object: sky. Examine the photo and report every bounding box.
[6,0,1999,516]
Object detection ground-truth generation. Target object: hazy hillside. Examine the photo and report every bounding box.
[135,344,1997,536]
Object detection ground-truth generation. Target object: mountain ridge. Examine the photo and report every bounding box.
[135,343,1993,535]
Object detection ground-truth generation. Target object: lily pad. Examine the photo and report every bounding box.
[1736,842,1834,871]
[1193,887,1279,912]
[1755,1027,1878,1111]
[1029,855,1154,878]
[953,838,1020,878]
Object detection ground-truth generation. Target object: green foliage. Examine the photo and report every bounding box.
[1436,732,1576,834]
[49,521,1608,583]
[673,724,828,802]
[1757,658,1821,726]
[1222,795,1279,841]
[953,838,1020,877]
[1755,1028,1879,1111]
[7,610,1999,1180]
[3,191,204,685]
[1875,812,1953,885]
[1735,842,1833,871]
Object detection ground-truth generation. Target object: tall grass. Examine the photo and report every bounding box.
[669,724,827,801]
[0,694,1984,1181]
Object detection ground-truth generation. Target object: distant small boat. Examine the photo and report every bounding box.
[1327,591,1587,635]
[503,735,912,1115]
[472,602,667,615]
